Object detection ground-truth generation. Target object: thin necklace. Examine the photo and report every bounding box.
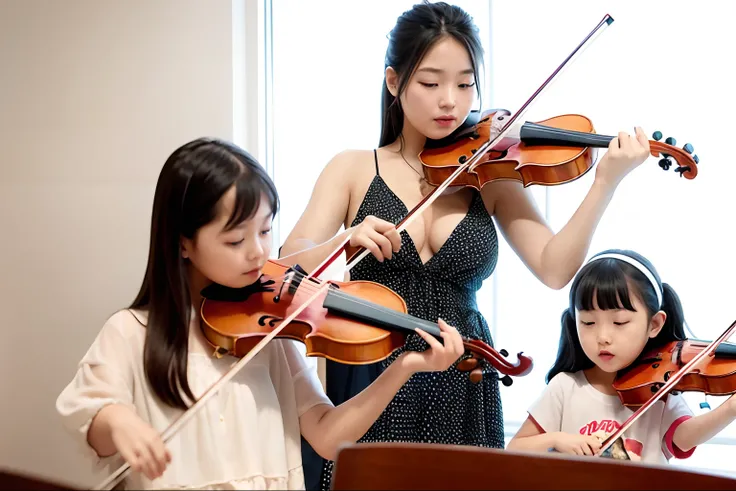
[400,150,427,182]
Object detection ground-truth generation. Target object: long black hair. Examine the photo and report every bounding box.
[546,249,687,383]
[379,1,484,147]
[130,137,279,410]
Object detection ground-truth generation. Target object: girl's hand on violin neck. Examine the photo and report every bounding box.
[348,215,402,262]
[594,126,651,190]
[399,319,465,374]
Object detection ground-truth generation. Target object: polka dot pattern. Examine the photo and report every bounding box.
[316,173,504,490]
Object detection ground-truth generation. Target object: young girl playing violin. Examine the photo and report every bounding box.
[55,137,465,490]
[279,1,653,487]
[507,249,736,463]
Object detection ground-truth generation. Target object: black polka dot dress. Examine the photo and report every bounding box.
[307,153,503,490]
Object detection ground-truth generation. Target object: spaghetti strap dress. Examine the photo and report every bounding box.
[303,149,504,490]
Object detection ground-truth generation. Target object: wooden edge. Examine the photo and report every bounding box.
[330,442,736,490]
[0,468,81,491]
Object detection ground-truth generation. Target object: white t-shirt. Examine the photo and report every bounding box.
[528,371,695,464]
[56,308,333,490]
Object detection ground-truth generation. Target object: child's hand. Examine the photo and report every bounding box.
[594,126,651,190]
[109,405,172,480]
[402,319,464,374]
[552,432,602,456]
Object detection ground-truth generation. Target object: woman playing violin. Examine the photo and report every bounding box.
[279,1,651,488]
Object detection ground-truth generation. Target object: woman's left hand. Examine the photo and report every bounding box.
[594,126,651,190]
[401,319,464,374]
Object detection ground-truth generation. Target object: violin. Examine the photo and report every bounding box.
[198,259,532,384]
[419,109,699,190]
[96,258,529,490]
[613,336,736,410]
[595,319,736,456]
[322,15,699,275]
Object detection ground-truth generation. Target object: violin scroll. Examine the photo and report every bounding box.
[650,131,699,179]
[455,345,533,386]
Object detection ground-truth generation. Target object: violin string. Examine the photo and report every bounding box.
[596,319,736,456]
[217,270,452,345]
[267,269,508,364]
[280,271,442,331]
[260,269,444,334]
[284,274,509,367]
[204,271,508,374]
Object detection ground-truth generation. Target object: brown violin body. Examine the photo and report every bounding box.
[613,339,736,409]
[200,260,406,364]
[419,109,699,190]
[199,259,533,379]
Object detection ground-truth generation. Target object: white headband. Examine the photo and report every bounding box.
[587,253,663,308]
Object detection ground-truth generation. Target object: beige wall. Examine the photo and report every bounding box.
[0,0,252,487]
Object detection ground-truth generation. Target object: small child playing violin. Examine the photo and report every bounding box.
[55,138,465,490]
[507,249,736,464]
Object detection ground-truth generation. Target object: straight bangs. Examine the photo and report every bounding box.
[223,164,279,231]
[574,260,637,312]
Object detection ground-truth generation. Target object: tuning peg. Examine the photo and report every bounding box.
[499,375,513,387]
[693,154,699,164]
[658,158,672,171]
[675,165,691,177]
[499,349,508,357]
[652,130,663,141]
[665,136,677,146]
[683,143,694,154]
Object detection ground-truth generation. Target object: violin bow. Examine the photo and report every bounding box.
[596,319,736,457]
[92,276,335,490]
[311,14,615,279]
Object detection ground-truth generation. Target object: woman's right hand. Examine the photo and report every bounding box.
[347,215,402,262]
[108,405,171,480]
[552,432,602,456]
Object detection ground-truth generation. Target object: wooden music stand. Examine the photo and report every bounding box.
[0,468,80,491]
[330,442,736,490]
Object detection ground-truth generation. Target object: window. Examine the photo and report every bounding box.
[489,0,736,476]
[270,0,491,240]
[267,0,736,477]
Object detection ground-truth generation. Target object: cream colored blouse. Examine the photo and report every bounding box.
[55,307,332,490]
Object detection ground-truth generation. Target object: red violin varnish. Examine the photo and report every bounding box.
[596,320,736,456]
[418,110,699,190]
[199,260,533,384]
[613,334,736,410]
